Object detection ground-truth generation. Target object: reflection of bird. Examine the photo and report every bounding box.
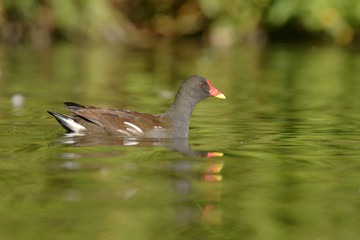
[57,135,223,158]
[48,75,225,138]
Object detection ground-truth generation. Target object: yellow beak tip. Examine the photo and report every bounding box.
[215,94,226,99]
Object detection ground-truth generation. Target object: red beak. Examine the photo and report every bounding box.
[207,79,226,99]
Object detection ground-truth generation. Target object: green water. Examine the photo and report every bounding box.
[1,42,360,240]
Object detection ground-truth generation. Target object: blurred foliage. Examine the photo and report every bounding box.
[0,0,360,47]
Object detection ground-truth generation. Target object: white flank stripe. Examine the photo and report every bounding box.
[124,122,143,133]
[126,127,139,135]
[63,118,86,132]
[117,129,131,136]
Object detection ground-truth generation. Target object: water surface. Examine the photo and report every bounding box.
[1,43,360,240]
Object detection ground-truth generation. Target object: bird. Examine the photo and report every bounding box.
[47,75,226,138]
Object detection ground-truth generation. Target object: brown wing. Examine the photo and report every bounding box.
[64,102,169,136]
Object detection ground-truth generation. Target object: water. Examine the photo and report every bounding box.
[1,42,360,240]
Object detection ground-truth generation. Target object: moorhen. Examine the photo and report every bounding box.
[48,75,225,138]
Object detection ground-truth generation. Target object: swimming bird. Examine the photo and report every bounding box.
[48,75,225,138]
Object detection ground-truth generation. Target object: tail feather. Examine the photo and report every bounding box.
[47,111,86,133]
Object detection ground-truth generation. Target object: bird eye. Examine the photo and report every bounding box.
[200,83,205,87]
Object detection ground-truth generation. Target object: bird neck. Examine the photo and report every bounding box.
[163,92,197,137]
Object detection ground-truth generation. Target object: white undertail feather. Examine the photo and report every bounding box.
[62,118,87,133]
